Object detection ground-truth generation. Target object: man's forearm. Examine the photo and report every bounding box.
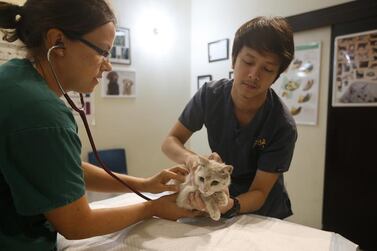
[161,136,195,164]
[237,190,266,214]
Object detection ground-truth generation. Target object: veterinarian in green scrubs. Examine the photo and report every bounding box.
[0,1,197,250]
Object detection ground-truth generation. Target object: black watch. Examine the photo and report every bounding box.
[221,196,240,219]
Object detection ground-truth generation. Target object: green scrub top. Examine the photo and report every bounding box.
[0,59,85,250]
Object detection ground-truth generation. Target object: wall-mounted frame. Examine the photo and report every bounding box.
[273,42,321,125]
[197,75,212,90]
[101,67,136,98]
[208,38,229,62]
[332,29,377,107]
[229,71,234,79]
[110,27,131,65]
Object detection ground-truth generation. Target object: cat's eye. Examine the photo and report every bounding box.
[199,177,205,182]
[211,181,219,186]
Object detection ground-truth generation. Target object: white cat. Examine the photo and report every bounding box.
[340,81,377,103]
[176,156,233,221]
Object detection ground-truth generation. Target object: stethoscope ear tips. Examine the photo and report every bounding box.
[54,41,65,49]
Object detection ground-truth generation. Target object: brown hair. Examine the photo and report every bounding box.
[0,0,116,54]
[232,16,294,77]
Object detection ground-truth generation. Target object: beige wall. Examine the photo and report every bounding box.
[6,0,24,4]
[77,0,191,177]
[285,27,332,228]
[189,0,353,229]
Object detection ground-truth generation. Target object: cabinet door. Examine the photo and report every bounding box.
[323,16,377,251]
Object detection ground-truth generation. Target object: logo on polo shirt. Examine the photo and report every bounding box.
[254,138,267,150]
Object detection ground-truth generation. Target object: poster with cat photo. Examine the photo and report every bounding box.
[332,29,377,107]
[272,42,321,126]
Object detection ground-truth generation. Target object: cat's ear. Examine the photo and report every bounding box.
[222,165,233,174]
[198,155,209,165]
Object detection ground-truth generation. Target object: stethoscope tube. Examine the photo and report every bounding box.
[46,45,151,201]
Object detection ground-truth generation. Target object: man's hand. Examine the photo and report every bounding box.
[184,155,201,170]
[208,152,223,163]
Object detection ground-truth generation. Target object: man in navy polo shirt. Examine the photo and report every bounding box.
[162,16,297,219]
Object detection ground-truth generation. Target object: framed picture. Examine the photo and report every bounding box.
[101,68,136,98]
[229,71,234,79]
[332,29,377,107]
[273,42,321,126]
[197,75,212,90]
[110,28,131,65]
[208,38,229,62]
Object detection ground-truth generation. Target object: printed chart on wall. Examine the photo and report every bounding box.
[332,29,377,107]
[61,92,96,126]
[273,42,321,126]
[0,41,26,64]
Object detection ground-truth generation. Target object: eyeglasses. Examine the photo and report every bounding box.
[77,37,111,59]
[64,31,111,59]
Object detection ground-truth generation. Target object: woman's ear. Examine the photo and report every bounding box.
[45,28,66,56]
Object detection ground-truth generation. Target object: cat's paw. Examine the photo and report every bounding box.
[218,195,228,207]
[210,211,221,221]
[213,192,228,206]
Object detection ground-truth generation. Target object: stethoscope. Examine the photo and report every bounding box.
[46,44,151,201]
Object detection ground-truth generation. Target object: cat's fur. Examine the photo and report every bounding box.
[176,156,233,221]
[340,81,377,103]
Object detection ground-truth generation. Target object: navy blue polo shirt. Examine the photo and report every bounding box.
[179,79,297,219]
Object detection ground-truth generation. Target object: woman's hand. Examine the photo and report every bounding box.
[187,191,207,212]
[142,165,189,193]
[149,193,201,220]
[187,189,233,214]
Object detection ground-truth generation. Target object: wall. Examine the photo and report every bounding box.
[76,0,191,177]
[189,0,352,228]
[286,27,332,228]
[6,0,24,3]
